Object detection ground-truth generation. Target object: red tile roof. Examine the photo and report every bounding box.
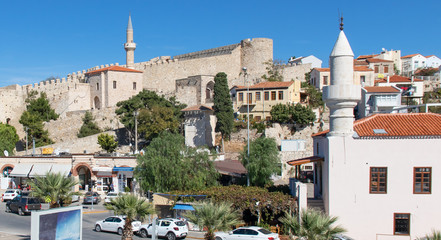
[236,81,294,90]
[313,113,441,138]
[357,54,379,59]
[354,66,373,71]
[366,58,393,63]
[287,156,324,166]
[376,75,423,83]
[426,55,435,58]
[314,68,330,72]
[181,104,213,112]
[354,60,369,66]
[85,66,143,75]
[401,54,421,59]
[363,86,400,93]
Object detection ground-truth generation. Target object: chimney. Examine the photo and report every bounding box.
[387,75,390,84]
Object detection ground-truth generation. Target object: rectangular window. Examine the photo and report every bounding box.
[384,65,389,73]
[360,75,366,84]
[394,213,410,235]
[96,83,99,90]
[113,81,117,89]
[255,116,261,121]
[323,76,328,85]
[374,65,379,73]
[370,167,387,194]
[264,91,269,100]
[133,82,137,90]
[248,93,252,104]
[278,91,284,100]
[256,92,261,101]
[266,116,271,121]
[271,91,276,100]
[414,167,431,194]
[239,93,244,102]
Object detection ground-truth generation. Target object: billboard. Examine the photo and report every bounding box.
[31,205,82,240]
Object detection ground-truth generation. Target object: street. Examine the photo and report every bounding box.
[0,201,204,240]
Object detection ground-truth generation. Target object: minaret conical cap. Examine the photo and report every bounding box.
[127,15,133,30]
[330,30,353,57]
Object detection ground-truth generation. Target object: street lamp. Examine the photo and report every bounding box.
[243,67,250,187]
[134,111,139,154]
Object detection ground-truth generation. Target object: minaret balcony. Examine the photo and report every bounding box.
[124,43,136,50]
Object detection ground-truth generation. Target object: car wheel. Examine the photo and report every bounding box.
[166,232,176,240]
[117,228,123,235]
[5,205,11,213]
[18,207,25,216]
[95,224,101,232]
[140,229,148,238]
[215,237,223,240]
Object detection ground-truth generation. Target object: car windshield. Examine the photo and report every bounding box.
[175,221,185,226]
[5,190,15,193]
[258,228,272,234]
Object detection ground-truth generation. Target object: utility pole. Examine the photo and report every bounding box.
[134,111,138,154]
[243,67,250,187]
[25,127,28,155]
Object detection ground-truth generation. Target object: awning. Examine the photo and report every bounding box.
[113,167,134,172]
[28,164,52,177]
[287,156,324,166]
[214,160,247,177]
[9,164,33,177]
[92,167,113,172]
[50,165,72,176]
[173,204,195,211]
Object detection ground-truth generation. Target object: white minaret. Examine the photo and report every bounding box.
[323,20,361,136]
[124,15,136,69]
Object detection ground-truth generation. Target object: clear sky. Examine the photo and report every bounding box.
[0,0,440,87]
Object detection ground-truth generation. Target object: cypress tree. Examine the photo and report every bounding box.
[213,72,234,140]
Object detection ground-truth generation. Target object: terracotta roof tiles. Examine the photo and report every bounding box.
[181,104,213,112]
[312,113,441,138]
[376,75,423,83]
[363,86,400,93]
[236,81,294,90]
[85,66,143,75]
[366,58,393,63]
[401,54,421,59]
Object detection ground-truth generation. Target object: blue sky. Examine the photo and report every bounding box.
[0,0,440,87]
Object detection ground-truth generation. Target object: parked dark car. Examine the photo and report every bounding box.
[6,195,41,215]
[83,192,101,204]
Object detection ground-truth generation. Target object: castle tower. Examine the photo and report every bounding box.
[124,15,136,69]
[322,26,361,136]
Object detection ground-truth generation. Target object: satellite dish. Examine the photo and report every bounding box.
[4,150,8,157]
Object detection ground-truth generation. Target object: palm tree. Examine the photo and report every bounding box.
[419,230,441,240]
[106,194,155,240]
[28,172,78,208]
[280,208,346,240]
[184,201,242,240]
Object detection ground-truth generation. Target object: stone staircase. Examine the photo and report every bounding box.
[307,198,325,212]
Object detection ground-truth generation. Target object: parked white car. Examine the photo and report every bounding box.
[104,192,120,204]
[139,218,188,239]
[95,216,141,235]
[215,226,280,240]
[2,189,22,202]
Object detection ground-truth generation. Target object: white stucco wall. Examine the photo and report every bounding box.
[322,136,441,240]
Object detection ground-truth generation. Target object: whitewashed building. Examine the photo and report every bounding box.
[291,27,441,239]
[401,54,427,77]
[425,55,441,68]
[357,86,402,118]
[289,55,323,68]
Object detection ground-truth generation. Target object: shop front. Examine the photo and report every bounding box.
[92,167,114,193]
[113,167,134,193]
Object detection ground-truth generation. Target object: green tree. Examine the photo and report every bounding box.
[135,131,219,192]
[105,194,155,240]
[303,83,324,108]
[28,172,78,209]
[19,92,58,147]
[77,111,101,138]
[116,90,186,143]
[419,230,441,240]
[270,103,292,123]
[241,137,280,187]
[280,209,346,240]
[185,201,242,240]
[261,59,284,82]
[97,133,118,153]
[0,123,19,156]
[291,103,316,126]
[213,72,234,141]
[137,105,180,141]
